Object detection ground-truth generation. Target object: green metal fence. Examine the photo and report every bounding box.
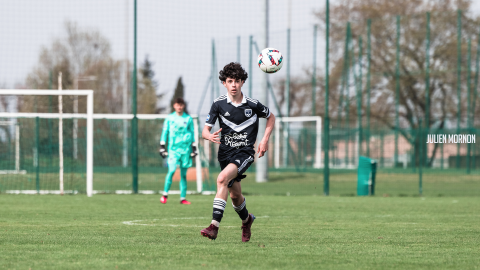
[1,1,479,196]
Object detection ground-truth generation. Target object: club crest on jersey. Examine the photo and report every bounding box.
[244,109,252,117]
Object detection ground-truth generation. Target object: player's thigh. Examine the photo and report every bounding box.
[167,152,181,170]
[217,163,238,184]
[179,153,192,169]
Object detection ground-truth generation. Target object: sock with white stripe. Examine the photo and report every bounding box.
[233,197,249,222]
[212,198,226,227]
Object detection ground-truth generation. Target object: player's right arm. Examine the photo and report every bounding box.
[202,101,222,144]
[159,117,170,158]
[202,126,222,144]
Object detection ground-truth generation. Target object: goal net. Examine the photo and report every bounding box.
[0,90,213,196]
[0,120,26,175]
[273,116,322,170]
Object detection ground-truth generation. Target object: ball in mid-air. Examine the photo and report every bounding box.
[258,48,283,73]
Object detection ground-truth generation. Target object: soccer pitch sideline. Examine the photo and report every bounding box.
[1,195,479,270]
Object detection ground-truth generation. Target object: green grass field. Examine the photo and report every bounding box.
[2,169,479,196]
[1,194,479,269]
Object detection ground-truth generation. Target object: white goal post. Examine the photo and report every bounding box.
[274,116,322,169]
[0,89,94,196]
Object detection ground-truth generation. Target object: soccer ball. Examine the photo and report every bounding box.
[258,48,283,73]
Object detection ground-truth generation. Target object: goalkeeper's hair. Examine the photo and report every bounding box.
[173,97,185,105]
[219,62,248,82]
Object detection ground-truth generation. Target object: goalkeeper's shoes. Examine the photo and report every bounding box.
[180,199,191,205]
[241,214,256,242]
[200,224,218,240]
[160,196,168,204]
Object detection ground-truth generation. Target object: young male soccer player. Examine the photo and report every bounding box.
[159,97,198,205]
[200,62,275,242]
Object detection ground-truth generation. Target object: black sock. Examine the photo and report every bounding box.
[233,197,249,221]
[212,198,226,223]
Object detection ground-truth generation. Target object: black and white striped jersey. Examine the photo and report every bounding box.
[205,92,271,161]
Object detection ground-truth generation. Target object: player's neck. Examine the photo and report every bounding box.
[228,91,243,105]
[175,111,183,116]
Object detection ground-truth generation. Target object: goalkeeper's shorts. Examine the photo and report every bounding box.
[219,150,254,187]
[167,151,192,169]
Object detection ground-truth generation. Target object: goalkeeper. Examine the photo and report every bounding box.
[159,97,197,205]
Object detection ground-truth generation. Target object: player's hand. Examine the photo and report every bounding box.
[159,148,168,158]
[190,145,198,158]
[257,140,268,158]
[159,143,168,158]
[207,128,222,144]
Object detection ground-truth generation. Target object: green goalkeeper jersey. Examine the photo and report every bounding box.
[160,112,195,154]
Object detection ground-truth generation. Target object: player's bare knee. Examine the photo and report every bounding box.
[216,174,229,186]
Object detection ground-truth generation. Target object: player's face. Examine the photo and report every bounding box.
[173,103,185,114]
[223,77,244,97]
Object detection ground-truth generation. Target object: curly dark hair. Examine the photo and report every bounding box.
[219,62,248,82]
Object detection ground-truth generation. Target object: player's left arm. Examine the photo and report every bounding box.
[257,113,275,158]
[159,118,170,158]
[187,117,198,158]
[254,101,275,158]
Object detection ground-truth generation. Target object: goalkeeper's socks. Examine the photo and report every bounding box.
[233,197,249,222]
[163,191,168,196]
[212,198,226,227]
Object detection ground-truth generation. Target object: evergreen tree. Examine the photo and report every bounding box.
[170,77,187,114]
[138,55,158,114]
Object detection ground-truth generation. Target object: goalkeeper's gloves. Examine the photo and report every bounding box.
[159,142,168,158]
[190,144,198,158]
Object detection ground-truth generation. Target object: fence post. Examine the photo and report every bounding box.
[249,35,253,97]
[456,9,462,169]
[284,28,291,166]
[132,0,138,193]
[467,38,472,174]
[356,36,363,159]
[237,36,241,63]
[324,0,330,195]
[366,19,372,157]
[312,24,318,116]
[425,12,430,168]
[35,117,40,194]
[394,15,401,168]
[345,22,352,167]
[419,120,423,196]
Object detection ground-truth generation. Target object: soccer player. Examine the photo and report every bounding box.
[200,62,275,242]
[159,97,198,205]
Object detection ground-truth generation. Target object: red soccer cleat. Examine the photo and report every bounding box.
[180,199,191,205]
[160,196,167,204]
[200,224,218,240]
[241,214,256,242]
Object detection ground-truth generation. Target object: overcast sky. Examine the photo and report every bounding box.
[1,0,480,115]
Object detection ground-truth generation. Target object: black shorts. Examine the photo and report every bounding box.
[219,151,254,188]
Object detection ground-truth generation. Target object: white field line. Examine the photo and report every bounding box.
[4,190,216,195]
[122,216,271,227]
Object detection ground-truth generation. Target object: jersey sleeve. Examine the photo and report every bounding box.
[255,100,271,118]
[187,116,195,144]
[160,117,170,144]
[205,102,219,127]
